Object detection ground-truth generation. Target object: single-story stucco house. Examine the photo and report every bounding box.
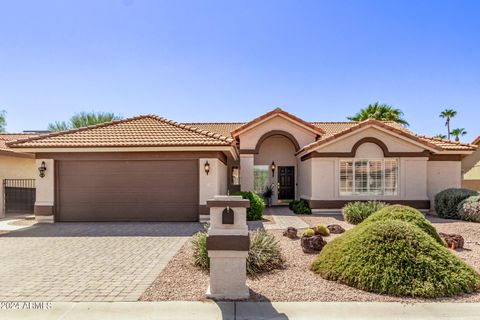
[7,108,477,223]
[462,136,480,191]
[0,134,37,217]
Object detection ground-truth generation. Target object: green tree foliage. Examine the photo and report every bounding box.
[347,102,409,126]
[48,111,123,132]
[439,109,457,141]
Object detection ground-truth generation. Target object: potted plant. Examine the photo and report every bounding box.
[263,185,273,207]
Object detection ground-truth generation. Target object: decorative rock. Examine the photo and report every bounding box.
[439,232,464,250]
[327,224,345,234]
[301,235,327,254]
[283,227,298,239]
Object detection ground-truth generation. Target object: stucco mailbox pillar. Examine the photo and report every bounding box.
[206,195,250,300]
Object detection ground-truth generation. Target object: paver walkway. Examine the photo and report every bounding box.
[263,206,309,230]
[0,222,202,302]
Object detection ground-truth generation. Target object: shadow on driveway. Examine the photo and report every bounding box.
[0,222,204,237]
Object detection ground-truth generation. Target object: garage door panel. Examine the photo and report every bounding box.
[57,160,199,222]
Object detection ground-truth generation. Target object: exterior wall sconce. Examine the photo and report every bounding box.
[38,161,47,178]
[204,160,210,175]
[271,161,276,177]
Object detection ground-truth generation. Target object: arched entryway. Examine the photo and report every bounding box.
[254,131,299,205]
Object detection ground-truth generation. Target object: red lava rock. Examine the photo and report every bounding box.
[327,224,345,234]
[439,232,465,250]
[301,235,327,254]
[283,227,298,239]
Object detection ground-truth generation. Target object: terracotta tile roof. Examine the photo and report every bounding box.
[0,134,38,152]
[473,136,480,146]
[416,136,478,151]
[230,108,325,137]
[8,115,234,148]
[184,123,244,138]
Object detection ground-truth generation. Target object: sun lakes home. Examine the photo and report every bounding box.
[7,108,477,223]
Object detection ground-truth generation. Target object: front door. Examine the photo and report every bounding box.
[278,166,295,200]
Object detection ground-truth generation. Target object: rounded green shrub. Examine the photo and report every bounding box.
[315,224,330,236]
[191,229,284,275]
[364,205,445,246]
[342,201,388,224]
[289,199,312,215]
[232,191,265,221]
[303,228,315,236]
[311,219,480,298]
[434,188,478,219]
[458,196,480,222]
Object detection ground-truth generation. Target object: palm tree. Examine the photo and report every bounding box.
[347,102,409,126]
[450,128,467,142]
[0,110,6,133]
[439,109,457,141]
[433,134,447,139]
[48,112,123,132]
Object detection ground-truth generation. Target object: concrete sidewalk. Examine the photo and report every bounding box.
[1,301,479,320]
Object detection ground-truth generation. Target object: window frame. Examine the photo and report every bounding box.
[339,158,399,196]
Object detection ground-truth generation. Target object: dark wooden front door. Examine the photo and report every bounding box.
[278,166,295,200]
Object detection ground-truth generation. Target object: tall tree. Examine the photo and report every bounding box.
[48,112,123,132]
[439,109,457,141]
[450,128,467,142]
[434,134,447,139]
[347,102,409,126]
[0,110,6,133]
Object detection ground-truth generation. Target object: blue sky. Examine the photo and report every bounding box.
[0,0,479,141]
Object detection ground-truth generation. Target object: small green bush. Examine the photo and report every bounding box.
[232,191,265,221]
[191,230,209,269]
[365,205,445,246]
[315,224,330,236]
[458,196,480,222]
[434,188,478,219]
[312,219,480,298]
[303,228,315,236]
[289,199,312,215]
[342,201,388,224]
[191,229,284,275]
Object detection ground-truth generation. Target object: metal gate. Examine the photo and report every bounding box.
[3,179,36,214]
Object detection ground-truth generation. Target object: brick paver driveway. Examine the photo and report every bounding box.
[0,222,202,302]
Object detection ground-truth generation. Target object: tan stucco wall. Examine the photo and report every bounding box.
[316,127,426,153]
[238,116,317,150]
[462,149,480,180]
[199,158,228,205]
[254,135,298,204]
[0,155,36,216]
[427,161,462,207]
[35,159,55,209]
[298,158,312,199]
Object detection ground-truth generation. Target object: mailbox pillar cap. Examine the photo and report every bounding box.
[207,195,250,208]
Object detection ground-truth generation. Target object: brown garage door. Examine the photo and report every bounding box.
[56,160,199,222]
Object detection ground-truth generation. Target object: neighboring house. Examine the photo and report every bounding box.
[8,108,477,223]
[462,136,480,191]
[0,134,37,217]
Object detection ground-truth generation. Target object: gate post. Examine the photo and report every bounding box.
[206,195,250,299]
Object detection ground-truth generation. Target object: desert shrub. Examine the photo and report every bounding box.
[232,191,265,221]
[315,224,330,236]
[191,229,284,275]
[364,205,445,246]
[247,230,285,275]
[311,219,480,298]
[303,228,315,236]
[434,188,478,219]
[289,199,312,215]
[191,230,209,269]
[342,201,388,224]
[458,196,480,222]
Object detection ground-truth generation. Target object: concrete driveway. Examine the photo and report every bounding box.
[0,222,202,302]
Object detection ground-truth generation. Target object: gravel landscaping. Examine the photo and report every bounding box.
[141,213,480,302]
